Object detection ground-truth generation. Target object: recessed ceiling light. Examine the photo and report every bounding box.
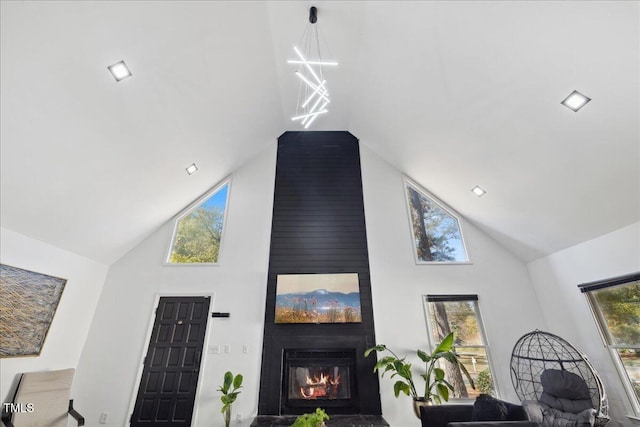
[471,185,486,197]
[561,90,591,112]
[185,163,198,175]
[108,60,132,82]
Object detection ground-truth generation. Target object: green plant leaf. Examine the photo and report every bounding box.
[433,367,445,381]
[219,371,242,413]
[437,383,450,401]
[439,351,459,364]
[233,374,243,389]
[393,381,411,397]
[434,332,454,353]
[364,344,386,357]
[222,371,233,392]
[456,359,476,389]
[441,379,454,391]
[394,361,412,380]
[417,349,430,362]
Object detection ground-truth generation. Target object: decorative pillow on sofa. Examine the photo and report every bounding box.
[471,394,509,421]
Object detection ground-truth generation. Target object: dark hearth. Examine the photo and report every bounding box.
[250,414,389,427]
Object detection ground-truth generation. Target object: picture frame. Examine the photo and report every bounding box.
[0,264,67,357]
[275,273,362,324]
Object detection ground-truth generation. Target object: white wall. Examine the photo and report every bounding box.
[66,140,634,427]
[0,227,108,403]
[359,145,547,427]
[72,144,276,427]
[527,222,640,427]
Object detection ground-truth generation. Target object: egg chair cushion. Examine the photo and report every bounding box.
[523,400,595,427]
[539,370,593,414]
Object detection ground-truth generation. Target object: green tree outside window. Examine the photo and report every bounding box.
[168,182,229,264]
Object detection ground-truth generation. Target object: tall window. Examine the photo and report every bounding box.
[580,273,640,411]
[404,179,468,263]
[424,295,496,399]
[167,180,230,264]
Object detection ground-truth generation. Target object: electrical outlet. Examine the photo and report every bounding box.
[236,413,243,422]
[99,412,108,424]
[243,345,249,354]
[223,344,231,353]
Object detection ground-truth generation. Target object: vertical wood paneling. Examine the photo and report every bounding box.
[257,131,382,415]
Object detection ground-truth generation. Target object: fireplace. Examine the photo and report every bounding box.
[256,133,383,420]
[282,349,358,414]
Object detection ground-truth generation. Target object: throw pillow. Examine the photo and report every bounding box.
[471,394,509,421]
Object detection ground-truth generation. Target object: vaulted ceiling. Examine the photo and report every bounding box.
[1,1,638,264]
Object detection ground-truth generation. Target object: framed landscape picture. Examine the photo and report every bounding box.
[275,273,362,324]
[0,264,67,357]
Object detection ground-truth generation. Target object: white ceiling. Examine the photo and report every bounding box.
[1,1,638,265]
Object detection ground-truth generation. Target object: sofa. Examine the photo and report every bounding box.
[420,395,539,427]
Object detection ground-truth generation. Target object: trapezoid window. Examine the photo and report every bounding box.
[167,180,230,264]
[404,179,469,263]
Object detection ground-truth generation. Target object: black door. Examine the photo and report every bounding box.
[131,296,210,426]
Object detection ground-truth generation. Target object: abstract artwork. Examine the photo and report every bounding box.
[0,264,66,357]
[275,273,362,324]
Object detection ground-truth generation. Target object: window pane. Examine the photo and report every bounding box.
[456,347,496,398]
[168,182,229,263]
[406,183,467,262]
[429,301,483,346]
[593,281,640,346]
[427,299,494,399]
[615,348,640,402]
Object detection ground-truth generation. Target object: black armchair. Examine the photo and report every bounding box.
[420,396,539,427]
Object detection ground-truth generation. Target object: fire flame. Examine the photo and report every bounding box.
[299,371,341,399]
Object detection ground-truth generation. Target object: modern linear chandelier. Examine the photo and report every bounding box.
[288,6,338,129]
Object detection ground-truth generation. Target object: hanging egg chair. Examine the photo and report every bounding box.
[510,330,609,426]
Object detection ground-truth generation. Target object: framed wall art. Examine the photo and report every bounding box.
[0,264,67,357]
[275,273,362,324]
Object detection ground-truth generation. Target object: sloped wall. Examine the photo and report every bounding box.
[0,227,108,404]
[72,145,276,426]
[528,222,640,427]
[359,144,547,427]
[70,140,550,427]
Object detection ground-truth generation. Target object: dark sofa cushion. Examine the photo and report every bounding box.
[420,399,531,427]
[472,395,509,421]
[420,404,474,427]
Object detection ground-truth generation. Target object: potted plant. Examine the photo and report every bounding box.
[218,371,243,427]
[364,332,475,418]
[290,408,329,427]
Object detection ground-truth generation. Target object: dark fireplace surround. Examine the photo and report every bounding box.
[256,132,383,419]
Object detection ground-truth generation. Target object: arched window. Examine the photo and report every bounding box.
[404,178,469,263]
[166,180,230,264]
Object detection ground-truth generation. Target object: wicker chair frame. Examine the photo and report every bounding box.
[510,330,609,426]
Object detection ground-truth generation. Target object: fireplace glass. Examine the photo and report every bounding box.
[283,349,358,413]
[288,365,351,400]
